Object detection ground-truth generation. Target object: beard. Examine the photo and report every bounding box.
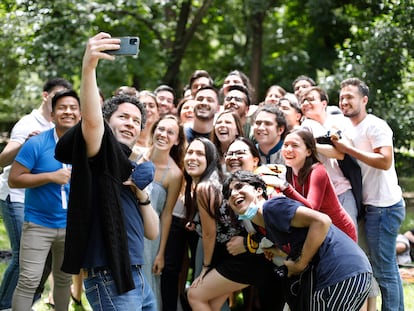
[195,109,215,121]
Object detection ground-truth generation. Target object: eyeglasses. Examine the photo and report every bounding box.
[224,149,248,159]
[225,96,245,103]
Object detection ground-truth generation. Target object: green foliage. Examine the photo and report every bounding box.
[0,0,413,147]
[330,1,414,148]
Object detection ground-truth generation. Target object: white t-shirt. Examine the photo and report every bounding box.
[0,109,54,203]
[301,116,352,195]
[345,114,402,206]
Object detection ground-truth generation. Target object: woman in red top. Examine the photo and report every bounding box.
[278,129,357,241]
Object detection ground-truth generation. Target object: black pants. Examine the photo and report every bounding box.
[161,216,198,311]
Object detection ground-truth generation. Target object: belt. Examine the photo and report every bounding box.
[84,264,142,278]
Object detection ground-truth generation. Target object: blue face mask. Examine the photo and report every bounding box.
[238,204,259,220]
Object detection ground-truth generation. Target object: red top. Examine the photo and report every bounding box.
[284,163,357,241]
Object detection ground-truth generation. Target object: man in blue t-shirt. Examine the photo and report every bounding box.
[9,89,81,311]
[55,32,160,311]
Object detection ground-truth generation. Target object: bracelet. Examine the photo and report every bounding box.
[139,195,151,205]
[203,262,211,268]
[247,234,259,254]
[281,181,289,192]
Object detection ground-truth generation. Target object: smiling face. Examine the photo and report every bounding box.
[282,132,311,172]
[180,99,195,124]
[294,79,313,98]
[52,96,81,134]
[300,89,327,122]
[108,102,142,148]
[265,86,285,105]
[225,140,259,173]
[339,84,367,120]
[194,89,219,121]
[253,111,284,148]
[156,90,175,116]
[223,89,249,119]
[228,180,260,215]
[184,140,207,182]
[140,94,159,126]
[214,112,239,146]
[152,118,179,152]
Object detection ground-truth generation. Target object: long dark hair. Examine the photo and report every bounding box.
[184,137,223,220]
[285,129,320,185]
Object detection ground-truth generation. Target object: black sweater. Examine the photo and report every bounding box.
[55,122,135,294]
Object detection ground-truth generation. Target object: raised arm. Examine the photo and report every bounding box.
[80,32,121,157]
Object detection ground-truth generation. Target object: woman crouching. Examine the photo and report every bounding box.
[223,170,372,311]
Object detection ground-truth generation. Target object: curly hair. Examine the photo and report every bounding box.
[102,94,147,130]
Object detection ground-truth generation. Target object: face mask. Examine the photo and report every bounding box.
[238,204,259,220]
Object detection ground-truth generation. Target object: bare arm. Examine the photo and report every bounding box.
[0,141,23,168]
[9,161,71,188]
[0,131,41,167]
[332,138,393,170]
[153,173,183,274]
[195,183,218,276]
[140,200,160,240]
[123,179,159,239]
[80,32,121,157]
[404,230,414,244]
[316,143,345,160]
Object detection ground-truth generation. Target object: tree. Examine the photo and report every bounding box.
[0,0,413,150]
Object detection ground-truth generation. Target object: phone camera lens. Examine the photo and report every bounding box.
[130,38,138,45]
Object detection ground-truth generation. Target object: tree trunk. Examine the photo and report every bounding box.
[163,0,214,93]
[249,11,265,105]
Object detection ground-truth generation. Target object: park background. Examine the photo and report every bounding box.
[0,0,413,310]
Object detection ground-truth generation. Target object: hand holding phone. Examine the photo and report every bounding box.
[104,37,140,56]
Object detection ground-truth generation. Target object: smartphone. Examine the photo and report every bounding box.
[104,37,140,56]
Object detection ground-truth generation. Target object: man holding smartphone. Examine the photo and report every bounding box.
[55,33,159,311]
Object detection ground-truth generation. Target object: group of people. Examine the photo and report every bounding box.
[0,31,406,311]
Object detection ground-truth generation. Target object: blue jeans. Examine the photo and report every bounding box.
[365,199,405,311]
[0,198,24,310]
[84,265,157,311]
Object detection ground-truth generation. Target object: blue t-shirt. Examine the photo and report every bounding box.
[184,127,211,143]
[82,157,144,269]
[15,128,69,228]
[263,196,372,290]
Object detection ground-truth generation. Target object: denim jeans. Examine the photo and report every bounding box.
[365,199,405,311]
[0,198,24,309]
[84,265,157,311]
